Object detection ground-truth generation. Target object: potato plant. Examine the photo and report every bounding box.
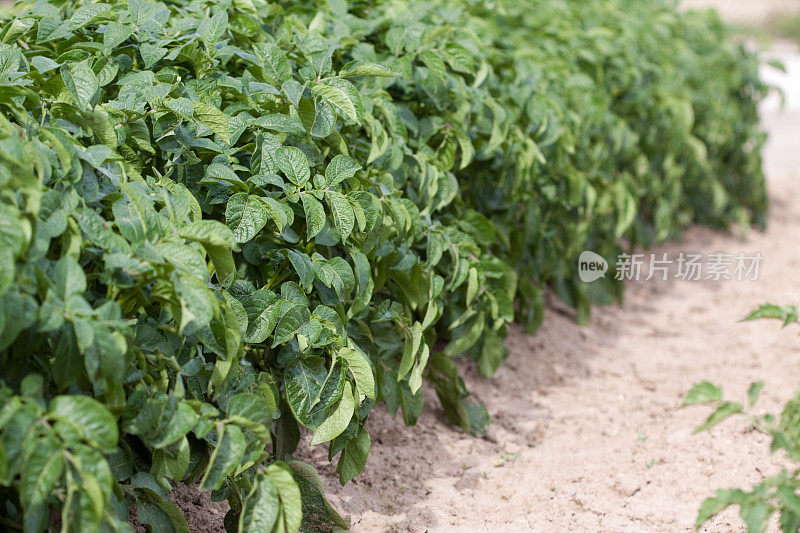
[0,0,767,531]
[684,305,800,533]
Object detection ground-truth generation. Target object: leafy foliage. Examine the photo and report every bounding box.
[0,0,766,531]
[684,306,800,533]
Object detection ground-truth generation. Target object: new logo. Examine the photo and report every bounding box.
[578,251,608,282]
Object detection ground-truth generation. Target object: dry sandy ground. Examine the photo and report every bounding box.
[682,0,798,25]
[291,43,800,533]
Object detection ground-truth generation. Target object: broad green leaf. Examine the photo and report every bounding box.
[53,255,86,299]
[226,393,272,427]
[693,402,743,434]
[327,191,355,241]
[266,462,302,533]
[176,273,217,331]
[149,402,198,449]
[140,43,168,69]
[272,306,309,347]
[338,347,375,400]
[302,194,326,241]
[128,0,156,25]
[192,102,230,144]
[200,424,247,491]
[255,43,292,83]
[226,193,268,243]
[310,382,354,445]
[62,60,98,109]
[179,220,237,249]
[741,304,799,327]
[50,395,118,452]
[276,147,311,187]
[202,10,228,47]
[239,473,280,532]
[335,430,370,485]
[748,381,764,406]
[20,437,64,508]
[103,22,133,53]
[339,60,394,78]
[311,83,359,124]
[398,321,423,380]
[408,343,429,394]
[284,357,326,422]
[680,381,723,407]
[324,154,361,187]
[138,501,190,533]
[242,289,280,343]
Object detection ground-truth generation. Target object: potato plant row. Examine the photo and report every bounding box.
[0,0,766,531]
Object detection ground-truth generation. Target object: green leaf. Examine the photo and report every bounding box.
[680,381,723,407]
[202,10,228,47]
[272,306,309,347]
[61,60,98,110]
[284,357,327,422]
[256,43,292,83]
[408,344,429,394]
[747,382,765,407]
[149,402,198,449]
[444,312,485,356]
[310,382,355,445]
[741,304,799,327]
[276,147,311,187]
[50,395,118,452]
[20,437,64,508]
[103,22,133,53]
[140,43,168,69]
[179,220,237,249]
[138,500,190,533]
[327,191,355,241]
[324,154,361,187]
[242,289,280,343]
[176,273,217,331]
[288,251,315,290]
[335,430,370,485]
[53,255,87,299]
[311,83,359,124]
[239,473,280,532]
[200,424,247,491]
[398,321,423,380]
[311,98,335,138]
[696,489,750,528]
[337,347,375,400]
[266,462,303,533]
[339,60,394,78]
[225,193,268,243]
[693,402,744,434]
[226,393,272,427]
[192,101,230,144]
[128,0,156,26]
[31,56,59,74]
[302,194,326,241]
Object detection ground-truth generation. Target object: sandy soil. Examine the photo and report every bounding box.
[290,42,800,533]
[681,0,799,26]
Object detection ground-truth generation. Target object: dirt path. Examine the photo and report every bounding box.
[297,43,800,533]
[681,0,798,25]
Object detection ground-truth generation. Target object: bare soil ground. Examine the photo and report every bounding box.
[682,0,798,25]
[294,41,800,533]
